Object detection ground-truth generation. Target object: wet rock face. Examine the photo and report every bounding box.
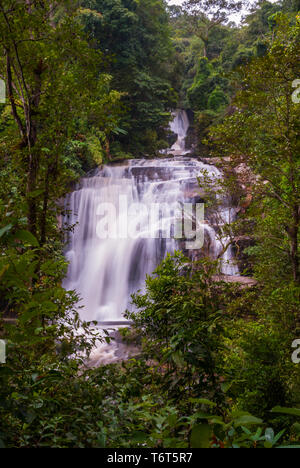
[166,130,177,148]
[233,236,256,275]
[185,125,197,152]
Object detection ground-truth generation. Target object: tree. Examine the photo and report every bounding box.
[210,15,300,288]
[207,85,229,111]
[0,0,121,239]
[126,252,235,404]
[80,0,176,156]
[183,0,245,57]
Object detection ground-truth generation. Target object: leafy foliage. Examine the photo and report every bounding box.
[79,0,177,156]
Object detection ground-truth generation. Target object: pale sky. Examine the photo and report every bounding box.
[167,0,280,24]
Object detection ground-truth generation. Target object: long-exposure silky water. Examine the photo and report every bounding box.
[63,113,238,324]
[169,109,190,155]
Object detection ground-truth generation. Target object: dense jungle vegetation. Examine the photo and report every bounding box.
[0,0,300,448]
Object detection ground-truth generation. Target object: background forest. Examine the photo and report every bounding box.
[0,0,299,448]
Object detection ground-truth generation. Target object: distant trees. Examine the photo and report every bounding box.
[0,0,122,239]
[212,15,300,296]
[170,0,299,148]
[183,0,245,57]
[80,0,177,156]
[187,57,229,112]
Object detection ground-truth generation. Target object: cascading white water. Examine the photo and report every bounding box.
[64,159,238,322]
[170,110,190,155]
[63,112,238,323]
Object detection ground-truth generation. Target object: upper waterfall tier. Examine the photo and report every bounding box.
[169,110,190,155]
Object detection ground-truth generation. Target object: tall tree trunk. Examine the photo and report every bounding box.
[40,164,51,246]
[26,150,38,236]
[290,205,299,283]
[202,39,208,58]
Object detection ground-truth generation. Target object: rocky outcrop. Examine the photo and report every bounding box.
[212,274,257,288]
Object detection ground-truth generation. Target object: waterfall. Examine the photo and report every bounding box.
[64,161,239,322]
[63,112,239,323]
[170,109,190,155]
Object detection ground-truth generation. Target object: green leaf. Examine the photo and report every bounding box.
[97,433,106,448]
[264,440,273,449]
[0,264,9,280]
[234,414,263,427]
[273,429,285,444]
[271,407,300,417]
[192,412,223,425]
[28,189,45,198]
[189,398,217,407]
[221,381,233,393]
[131,431,148,443]
[112,127,127,135]
[15,230,39,247]
[292,422,300,434]
[172,351,186,367]
[190,424,212,448]
[0,224,12,238]
[241,426,252,435]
